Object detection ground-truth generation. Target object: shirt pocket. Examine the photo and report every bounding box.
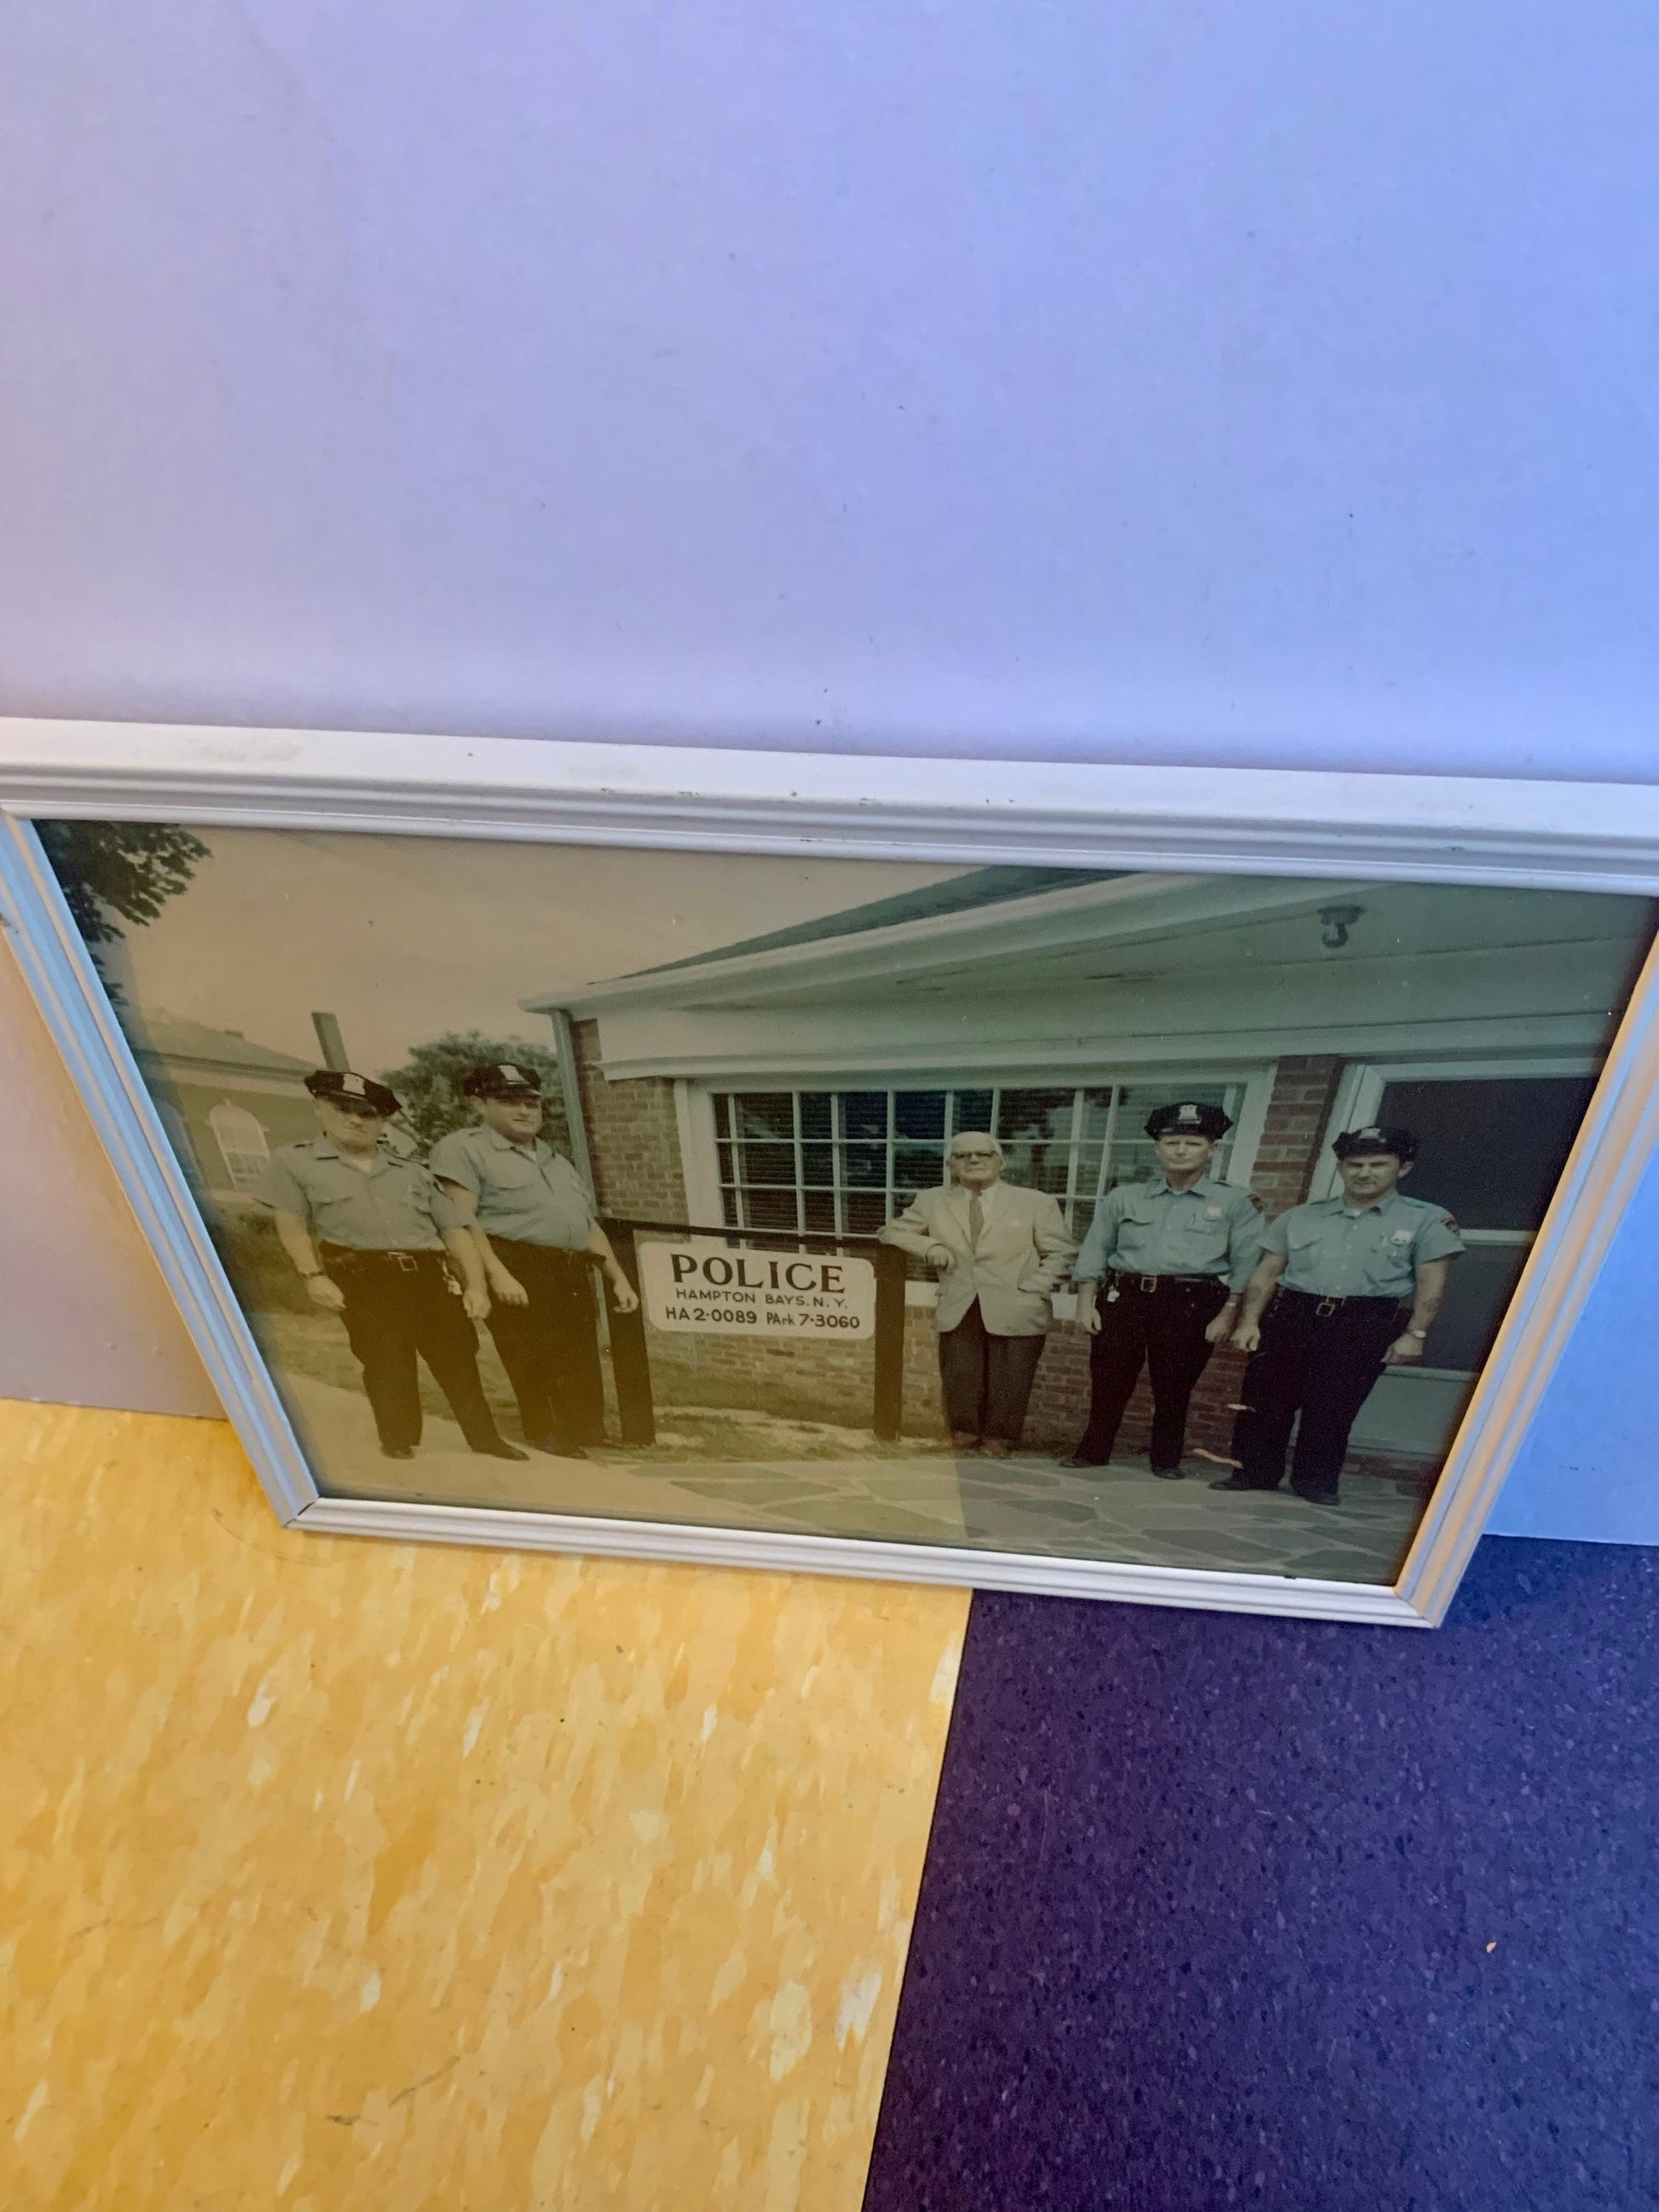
[1176,1208,1233,1267]
[1116,1197,1162,1250]
[1284,1219,1326,1269]
[1362,1228,1417,1292]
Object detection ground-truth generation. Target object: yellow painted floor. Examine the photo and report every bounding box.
[0,1400,968,2212]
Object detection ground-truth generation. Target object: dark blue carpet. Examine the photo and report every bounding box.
[864,1536,1659,2211]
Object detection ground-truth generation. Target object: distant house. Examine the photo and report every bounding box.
[129,1012,317,1205]
[525,868,1654,1465]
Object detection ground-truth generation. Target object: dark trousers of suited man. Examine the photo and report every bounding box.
[936,1302,1048,1447]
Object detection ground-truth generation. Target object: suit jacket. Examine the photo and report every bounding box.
[881,1180,1078,1337]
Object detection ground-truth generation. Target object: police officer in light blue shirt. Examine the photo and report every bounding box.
[1063,1101,1265,1477]
[431,1062,638,1458]
[255,1071,525,1464]
[1212,1123,1464,1503]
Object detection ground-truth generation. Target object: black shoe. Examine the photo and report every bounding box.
[1292,1489,1341,1508]
[474,1440,529,1461]
[1058,1453,1106,1469]
[1209,1474,1274,1493]
[1151,1465,1185,1481]
[529,1437,587,1459]
[380,1444,415,1460]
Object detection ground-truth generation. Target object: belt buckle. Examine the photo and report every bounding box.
[1315,1296,1340,1317]
[392,1251,419,1273]
[1138,1275,1159,1294]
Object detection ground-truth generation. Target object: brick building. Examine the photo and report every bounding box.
[529,867,1652,1467]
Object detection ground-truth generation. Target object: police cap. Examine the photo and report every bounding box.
[461,1060,545,1100]
[306,1069,399,1117]
[1145,1100,1232,1141]
[1332,1123,1419,1162]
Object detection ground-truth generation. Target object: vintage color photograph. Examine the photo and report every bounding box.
[41,822,1656,1587]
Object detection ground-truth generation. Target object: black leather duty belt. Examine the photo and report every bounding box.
[319,1244,441,1274]
[1278,1285,1402,1318]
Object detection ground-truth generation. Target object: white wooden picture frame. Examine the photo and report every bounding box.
[3,719,1658,1628]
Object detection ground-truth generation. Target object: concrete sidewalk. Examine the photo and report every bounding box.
[275,1372,1425,1585]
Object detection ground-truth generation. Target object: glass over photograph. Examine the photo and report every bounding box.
[40,822,1656,1587]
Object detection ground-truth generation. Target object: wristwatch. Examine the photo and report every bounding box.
[1405,1327,1427,1339]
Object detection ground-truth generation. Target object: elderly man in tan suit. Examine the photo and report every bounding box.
[881,1132,1078,1458]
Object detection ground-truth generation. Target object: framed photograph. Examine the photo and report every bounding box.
[4,724,1658,1626]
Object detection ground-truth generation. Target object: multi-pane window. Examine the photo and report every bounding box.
[711,1083,1246,1239]
[208,1100,271,1189]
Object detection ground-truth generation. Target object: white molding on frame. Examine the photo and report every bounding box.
[7,719,1659,890]
[292,1493,1426,1626]
[0,816,320,1525]
[4,717,1659,1626]
[1394,927,1659,1624]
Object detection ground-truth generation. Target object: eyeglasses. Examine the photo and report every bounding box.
[951,1149,1000,1160]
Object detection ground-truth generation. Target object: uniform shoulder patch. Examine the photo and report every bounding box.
[1249,1192,1266,1212]
[1442,1216,1461,1235]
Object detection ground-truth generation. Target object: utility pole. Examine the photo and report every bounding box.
[311,1012,349,1070]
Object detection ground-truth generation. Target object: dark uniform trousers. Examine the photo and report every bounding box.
[1073,1273,1231,1470]
[320,1245,504,1454]
[1229,1287,1402,1499]
[938,1299,1047,1447]
[484,1237,607,1451]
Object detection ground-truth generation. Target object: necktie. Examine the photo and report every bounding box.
[968,1193,985,1247]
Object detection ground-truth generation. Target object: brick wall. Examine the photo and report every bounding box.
[633,1302,951,1437]
[1245,1055,1346,1218]
[569,1019,688,1223]
[575,1049,1350,1461]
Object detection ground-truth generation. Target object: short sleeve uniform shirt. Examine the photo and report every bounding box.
[1073,1175,1265,1292]
[1263,1190,1465,1299]
[428,1126,596,1250]
[253,1141,460,1250]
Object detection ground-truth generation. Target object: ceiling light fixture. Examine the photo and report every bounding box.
[1318,904,1364,951]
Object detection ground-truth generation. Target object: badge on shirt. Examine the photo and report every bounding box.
[1390,1228,1413,1243]
[1205,1204,1223,1219]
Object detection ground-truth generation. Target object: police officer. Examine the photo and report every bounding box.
[430,1062,639,1458]
[256,1071,527,1463]
[1211,1124,1464,1504]
[1062,1101,1265,1477]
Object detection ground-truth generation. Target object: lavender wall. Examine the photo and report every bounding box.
[1,3,1656,1535]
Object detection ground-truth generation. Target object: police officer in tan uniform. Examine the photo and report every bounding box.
[431,1062,638,1458]
[257,1071,526,1464]
[1212,1123,1464,1504]
[1064,1100,1264,1478]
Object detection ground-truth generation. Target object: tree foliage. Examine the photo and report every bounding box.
[36,820,210,944]
[379,1031,573,1158]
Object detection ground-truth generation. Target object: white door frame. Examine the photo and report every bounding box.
[1315,1053,1604,1383]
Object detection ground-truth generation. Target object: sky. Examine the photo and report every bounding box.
[112,829,964,1076]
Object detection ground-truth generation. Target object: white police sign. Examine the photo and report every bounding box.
[639,1240,876,1337]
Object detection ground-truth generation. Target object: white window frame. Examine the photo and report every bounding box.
[206,1097,271,1192]
[693,1066,1275,1239]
